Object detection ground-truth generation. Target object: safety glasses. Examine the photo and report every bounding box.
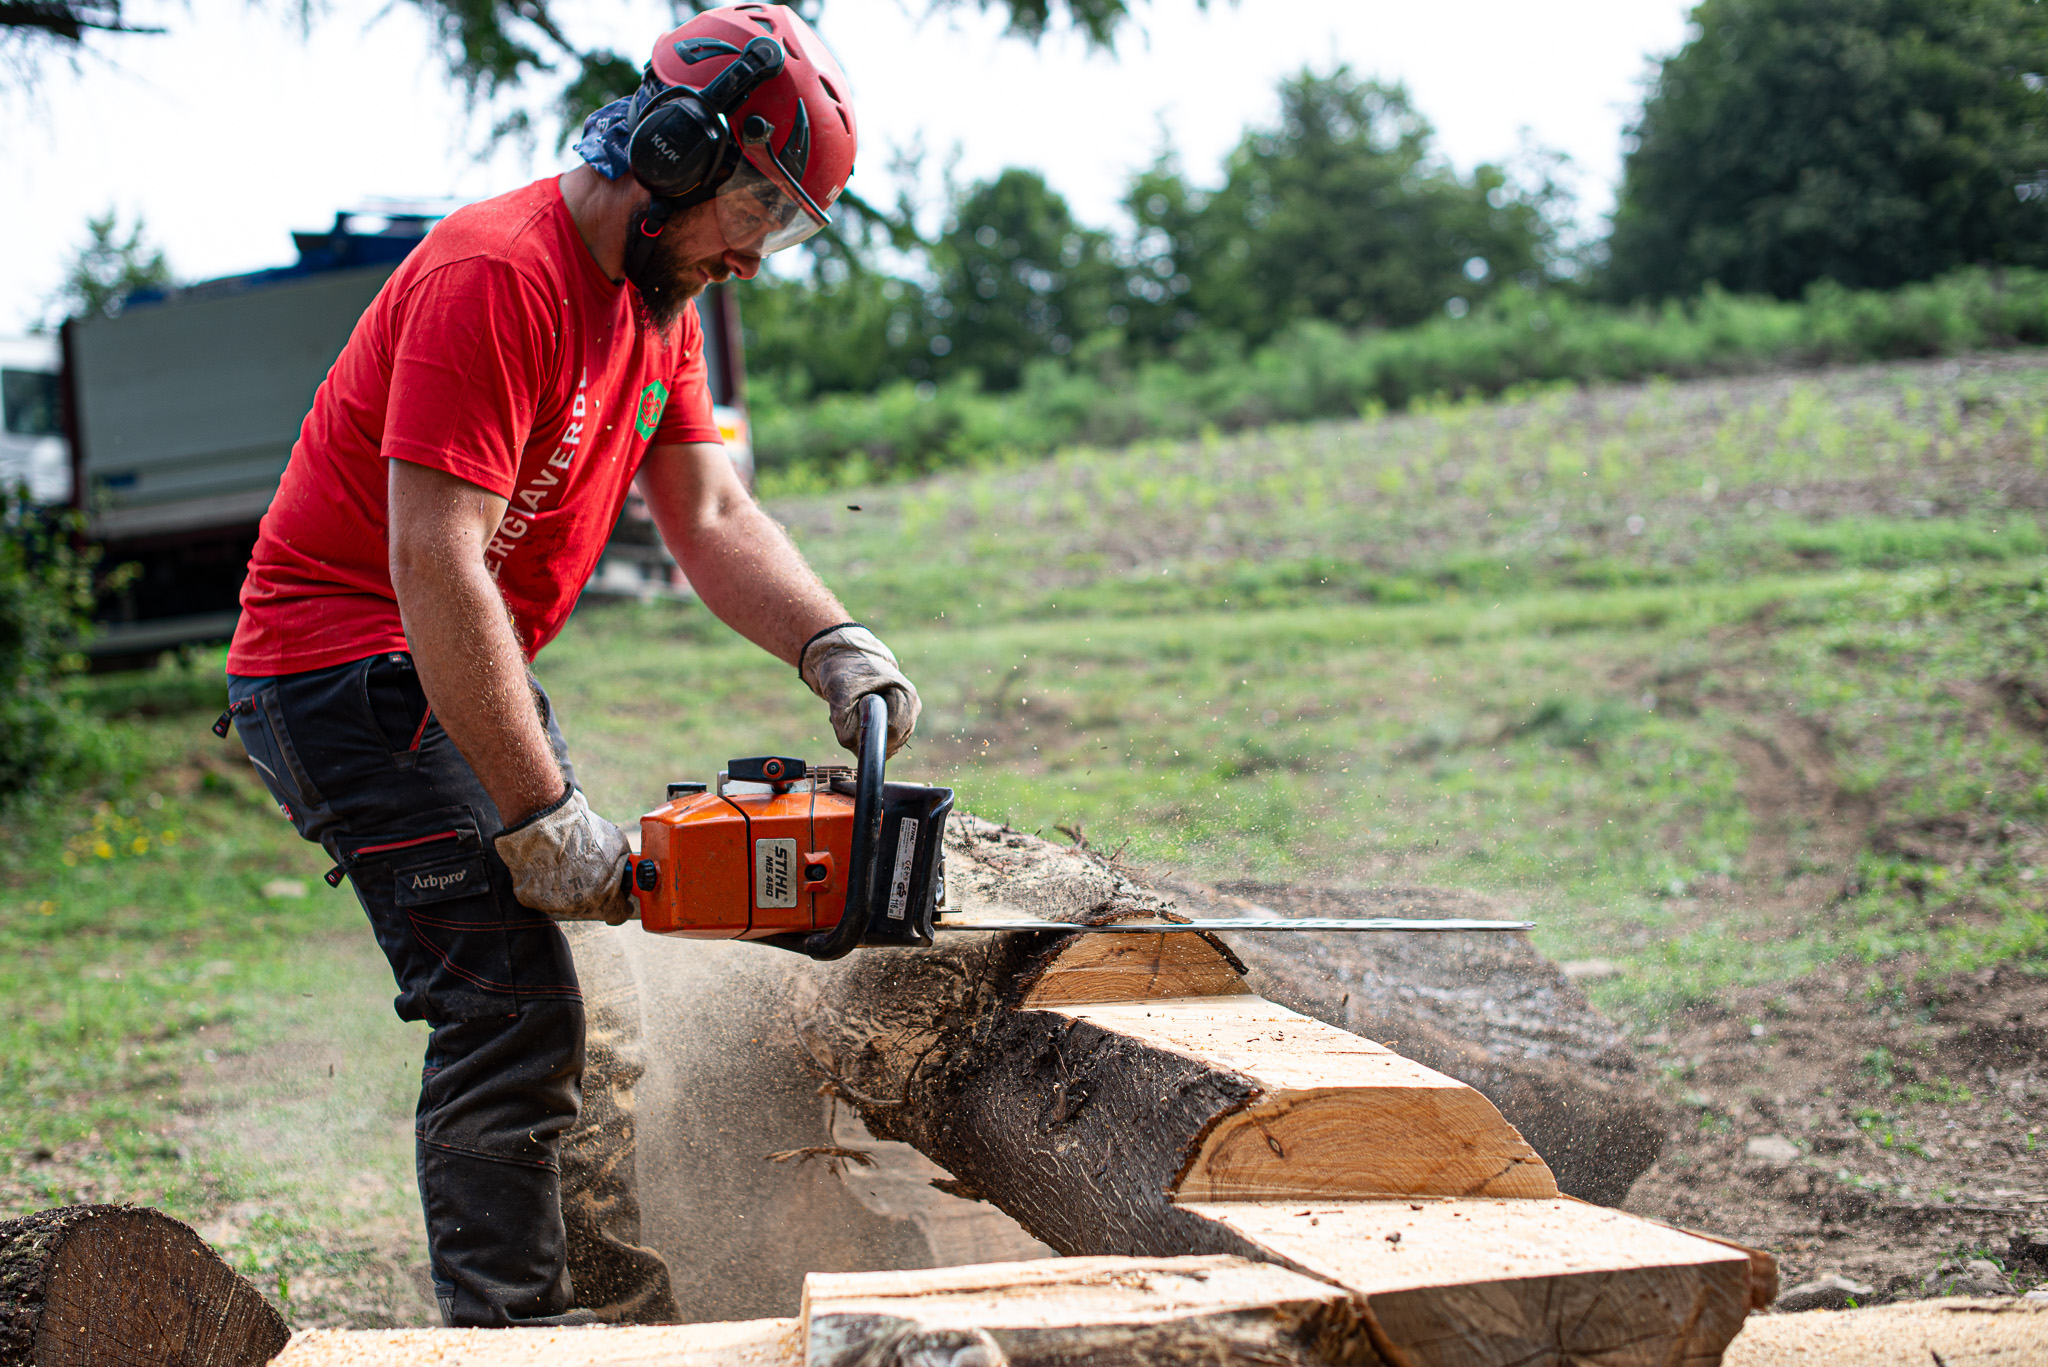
[712,148,830,256]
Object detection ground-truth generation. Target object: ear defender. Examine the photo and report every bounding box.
[625,35,789,212]
[627,86,727,200]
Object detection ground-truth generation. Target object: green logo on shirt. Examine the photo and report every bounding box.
[634,381,668,440]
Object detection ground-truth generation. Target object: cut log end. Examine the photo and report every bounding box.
[0,1205,289,1367]
[803,1255,1378,1367]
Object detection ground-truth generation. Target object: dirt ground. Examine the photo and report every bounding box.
[1622,958,2048,1301]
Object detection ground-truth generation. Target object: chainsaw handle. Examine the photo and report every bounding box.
[791,693,887,961]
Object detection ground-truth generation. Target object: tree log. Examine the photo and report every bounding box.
[791,817,1559,1256]
[0,1205,288,1367]
[273,1319,800,1366]
[1168,879,1673,1207]
[803,1255,1373,1367]
[783,814,1765,1366]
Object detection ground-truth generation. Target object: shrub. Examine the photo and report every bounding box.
[752,267,2048,494]
[0,491,102,807]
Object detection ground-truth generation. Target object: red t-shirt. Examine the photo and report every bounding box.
[228,176,721,676]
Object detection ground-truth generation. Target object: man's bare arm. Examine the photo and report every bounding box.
[388,458,564,826]
[636,442,850,663]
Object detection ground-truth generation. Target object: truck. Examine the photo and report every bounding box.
[0,334,70,506]
[58,208,751,664]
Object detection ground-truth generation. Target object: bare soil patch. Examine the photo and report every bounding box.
[1624,959,2048,1301]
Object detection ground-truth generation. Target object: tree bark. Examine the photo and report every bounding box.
[1169,879,1673,1207]
[0,1205,289,1367]
[783,814,1765,1367]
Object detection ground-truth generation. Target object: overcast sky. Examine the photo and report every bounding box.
[1,0,1694,333]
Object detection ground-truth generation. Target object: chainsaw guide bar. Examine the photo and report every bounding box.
[932,917,1533,933]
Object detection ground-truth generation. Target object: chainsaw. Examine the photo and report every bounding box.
[624,695,1532,960]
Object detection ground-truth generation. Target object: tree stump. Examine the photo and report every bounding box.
[0,1205,288,1367]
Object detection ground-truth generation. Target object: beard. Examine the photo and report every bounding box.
[622,202,719,335]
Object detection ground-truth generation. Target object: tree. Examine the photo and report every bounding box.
[0,0,158,68]
[741,266,943,396]
[927,169,1120,389]
[5,0,1197,143]
[1131,71,1566,349]
[45,209,173,324]
[1606,0,2048,301]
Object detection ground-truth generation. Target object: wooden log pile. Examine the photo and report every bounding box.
[38,812,1775,1365]
[777,814,1772,1364]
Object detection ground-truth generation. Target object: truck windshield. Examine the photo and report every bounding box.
[2,368,61,437]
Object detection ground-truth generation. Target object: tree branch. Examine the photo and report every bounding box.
[0,1,161,41]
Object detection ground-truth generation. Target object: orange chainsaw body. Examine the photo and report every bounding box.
[633,773,852,939]
[628,743,954,955]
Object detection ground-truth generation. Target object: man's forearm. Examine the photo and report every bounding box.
[396,555,565,826]
[387,457,566,828]
[641,444,850,663]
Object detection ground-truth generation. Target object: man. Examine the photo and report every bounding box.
[218,4,920,1328]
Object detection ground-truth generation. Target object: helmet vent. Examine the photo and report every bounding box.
[748,13,775,30]
[777,99,812,181]
[783,32,805,60]
[675,36,742,64]
[819,75,840,103]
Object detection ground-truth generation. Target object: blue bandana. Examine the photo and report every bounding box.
[575,97,635,181]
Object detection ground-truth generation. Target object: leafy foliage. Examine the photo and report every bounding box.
[748,68,1571,400]
[3,0,1185,135]
[44,209,173,325]
[0,493,100,808]
[927,169,1122,388]
[741,268,942,398]
[1607,0,2048,300]
[751,265,2048,487]
[1130,71,1567,346]
[0,0,161,74]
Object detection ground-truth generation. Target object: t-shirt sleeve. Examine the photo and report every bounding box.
[651,302,723,446]
[380,257,559,496]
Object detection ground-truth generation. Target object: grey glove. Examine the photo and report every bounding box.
[799,622,921,757]
[493,786,633,925]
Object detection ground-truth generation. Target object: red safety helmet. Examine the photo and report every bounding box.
[628,3,856,254]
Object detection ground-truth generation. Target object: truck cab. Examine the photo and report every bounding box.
[0,334,70,507]
[63,208,750,664]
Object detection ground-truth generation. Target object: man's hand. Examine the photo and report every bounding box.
[799,624,921,756]
[635,444,921,756]
[493,786,634,924]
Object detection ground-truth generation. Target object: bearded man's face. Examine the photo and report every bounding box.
[622,200,735,333]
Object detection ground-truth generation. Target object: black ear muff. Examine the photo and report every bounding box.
[628,89,727,200]
[626,37,789,204]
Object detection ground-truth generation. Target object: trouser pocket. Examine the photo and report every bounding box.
[338,809,581,1023]
[362,652,437,771]
[229,685,327,830]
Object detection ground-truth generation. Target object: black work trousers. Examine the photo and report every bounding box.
[225,651,677,1327]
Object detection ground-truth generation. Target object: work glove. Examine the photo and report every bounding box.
[494,786,634,925]
[799,622,921,757]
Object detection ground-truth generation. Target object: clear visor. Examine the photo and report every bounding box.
[712,153,830,256]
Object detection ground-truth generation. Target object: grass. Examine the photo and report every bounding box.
[0,698,432,1325]
[751,267,2048,488]
[766,355,2048,630]
[5,348,2048,1324]
[544,560,2048,1016]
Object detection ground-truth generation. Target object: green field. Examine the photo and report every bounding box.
[4,351,2046,1324]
